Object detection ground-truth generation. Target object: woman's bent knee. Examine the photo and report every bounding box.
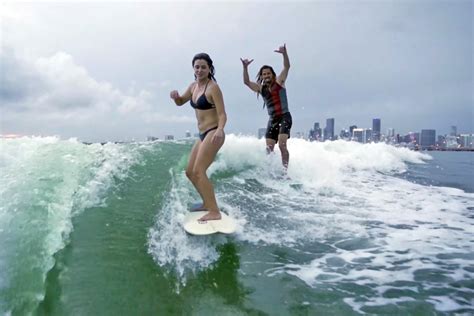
[186,169,195,181]
[191,169,207,182]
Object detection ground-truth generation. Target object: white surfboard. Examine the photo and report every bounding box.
[183,211,236,235]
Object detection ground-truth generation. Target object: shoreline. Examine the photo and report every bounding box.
[411,147,474,152]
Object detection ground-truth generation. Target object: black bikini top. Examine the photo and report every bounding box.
[190,80,215,110]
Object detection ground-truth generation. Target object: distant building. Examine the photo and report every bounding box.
[372,118,381,142]
[258,128,266,139]
[405,132,420,146]
[365,129,373,143]
[445,135,458,149]
[352,128,364,143]
[351,128,374,143]
[437,135,446,148]
[385,128,396,143]
[147,136,159,141]
[460,134,473,148]
[450,126,457,136]
[349,125,357,137]
[339,129,350,140]
[396,134,401,143]
[402,134,410,143]
[165,135,175,141]
[309,122,322,141]
[420,129,436,149]
[324,118,335,141]
[185,130,191,138]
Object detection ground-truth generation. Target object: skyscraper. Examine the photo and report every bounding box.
[312,122,322,141]
[365,129,373,143]
[349,125,357,138]
[352,128,364,143]
[386,128,395,144]
[420,129,436,149]
[324,118,335,141]
[372,118,381,142]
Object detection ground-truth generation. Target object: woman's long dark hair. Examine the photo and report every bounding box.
[192,53,216,81]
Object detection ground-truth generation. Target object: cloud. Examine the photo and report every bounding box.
[0,47,45,105]
[1,49,146,114]
[0,47,195,139]
[1,1,472,140]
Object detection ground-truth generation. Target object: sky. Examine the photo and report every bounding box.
[1,0,472,142]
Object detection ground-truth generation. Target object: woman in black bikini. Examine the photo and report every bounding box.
[170,53,227,222]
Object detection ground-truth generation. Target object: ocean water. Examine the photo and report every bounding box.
[0,135,473,315]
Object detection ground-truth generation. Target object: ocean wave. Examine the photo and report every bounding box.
[0,136,147,313]
[147,135,473,313]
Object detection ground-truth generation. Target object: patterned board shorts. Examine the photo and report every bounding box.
[265,112,292,141]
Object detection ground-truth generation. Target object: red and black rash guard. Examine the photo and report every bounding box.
[261,82,289,118]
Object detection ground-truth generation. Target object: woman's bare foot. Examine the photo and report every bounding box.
[198,210,221,222]
[190,202,206,212]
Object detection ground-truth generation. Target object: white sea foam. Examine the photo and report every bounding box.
[147,166,246,287]
[146,135,472,312]
[218,135,473,313]
[427,295,473,312]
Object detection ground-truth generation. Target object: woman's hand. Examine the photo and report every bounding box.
[170,90,180,101]
[211,128,225,145]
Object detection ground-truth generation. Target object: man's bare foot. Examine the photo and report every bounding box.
[198,210,221,222]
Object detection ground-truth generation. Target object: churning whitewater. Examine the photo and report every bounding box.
[1,135,473,315]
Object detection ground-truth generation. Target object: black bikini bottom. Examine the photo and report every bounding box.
[199,126,218,141]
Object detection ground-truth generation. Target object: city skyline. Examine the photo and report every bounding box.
[146,117,471,143]
[290,115,474,143]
